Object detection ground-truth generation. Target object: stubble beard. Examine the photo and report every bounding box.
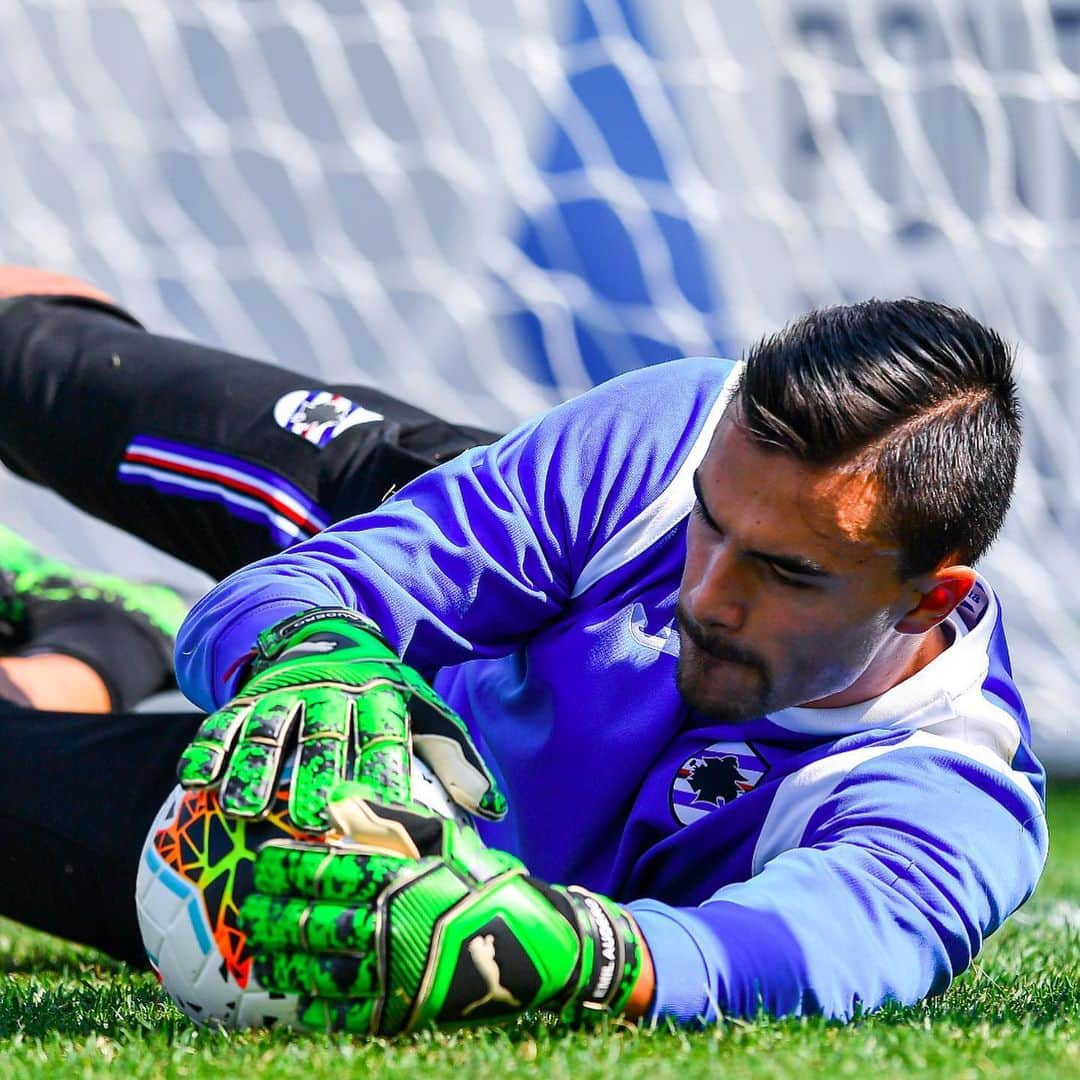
[674,602,773,723]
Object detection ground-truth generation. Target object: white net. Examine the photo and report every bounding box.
[0,0,1077,765]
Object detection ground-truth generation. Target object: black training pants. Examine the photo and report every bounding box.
[0,295,498,963]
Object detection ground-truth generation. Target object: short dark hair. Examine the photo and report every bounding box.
[736,298,1021,578]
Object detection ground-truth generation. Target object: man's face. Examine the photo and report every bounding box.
[676,409,917,722]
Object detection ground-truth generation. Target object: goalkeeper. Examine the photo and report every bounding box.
[0,267,1046,1029]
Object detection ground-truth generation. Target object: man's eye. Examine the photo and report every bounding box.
[692,500,720,533]
[770,565,814,589]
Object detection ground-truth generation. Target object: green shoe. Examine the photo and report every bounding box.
[0,525,189,653]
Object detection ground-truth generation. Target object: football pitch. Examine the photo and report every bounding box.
[0,787,1076,1079]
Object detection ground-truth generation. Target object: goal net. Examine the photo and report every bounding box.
[0,0,1077,766]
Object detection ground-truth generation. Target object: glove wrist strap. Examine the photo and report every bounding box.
[252,607,390,674]
[561,886,645,1018]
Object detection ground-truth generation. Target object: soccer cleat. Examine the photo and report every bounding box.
[0,524,189,659]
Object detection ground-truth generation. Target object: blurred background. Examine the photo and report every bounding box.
[0,0,1075,766]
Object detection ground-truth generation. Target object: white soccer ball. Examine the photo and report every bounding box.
[135,757,468,1029]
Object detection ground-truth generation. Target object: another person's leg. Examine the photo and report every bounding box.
[0,292,499,581]
[0,274,501,960]
[0,531,198,962]
[0,524,187,709]
[0,698,200,963]
[0,653,111,713]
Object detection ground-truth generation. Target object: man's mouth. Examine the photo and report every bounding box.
[675,604,769,681]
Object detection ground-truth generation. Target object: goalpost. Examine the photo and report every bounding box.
[0,0,1076,766]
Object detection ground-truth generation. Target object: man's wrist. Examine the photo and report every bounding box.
[620,910,656,1019]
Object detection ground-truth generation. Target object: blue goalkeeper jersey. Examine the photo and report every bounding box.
[176,357,1047,1024]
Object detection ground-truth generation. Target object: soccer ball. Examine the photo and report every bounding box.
[135,758,468,1029]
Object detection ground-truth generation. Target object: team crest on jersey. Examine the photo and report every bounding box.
[671,741,767,825]
[274,389,383,447]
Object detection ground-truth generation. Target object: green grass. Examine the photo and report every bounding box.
[2,788,1078,1079]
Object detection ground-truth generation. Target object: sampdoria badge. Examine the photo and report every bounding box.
[670,741,768,825]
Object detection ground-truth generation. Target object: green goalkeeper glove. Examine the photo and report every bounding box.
[239,782,655,1034]
[176,608,505,832]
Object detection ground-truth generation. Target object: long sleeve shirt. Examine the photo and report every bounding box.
[176,356,1047,1024]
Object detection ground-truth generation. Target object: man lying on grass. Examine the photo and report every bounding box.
[0,269,1048,1031]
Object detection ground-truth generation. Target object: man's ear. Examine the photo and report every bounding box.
[895,565,977,635]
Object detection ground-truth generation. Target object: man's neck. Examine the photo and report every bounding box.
[806,622,952,710]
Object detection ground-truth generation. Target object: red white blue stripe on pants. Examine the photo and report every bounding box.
[118,435,330,549]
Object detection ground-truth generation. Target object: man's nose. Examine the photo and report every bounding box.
[687,544,749,633]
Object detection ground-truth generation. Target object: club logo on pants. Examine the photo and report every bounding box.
[671,741,767,825]
[274,390,383,447]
